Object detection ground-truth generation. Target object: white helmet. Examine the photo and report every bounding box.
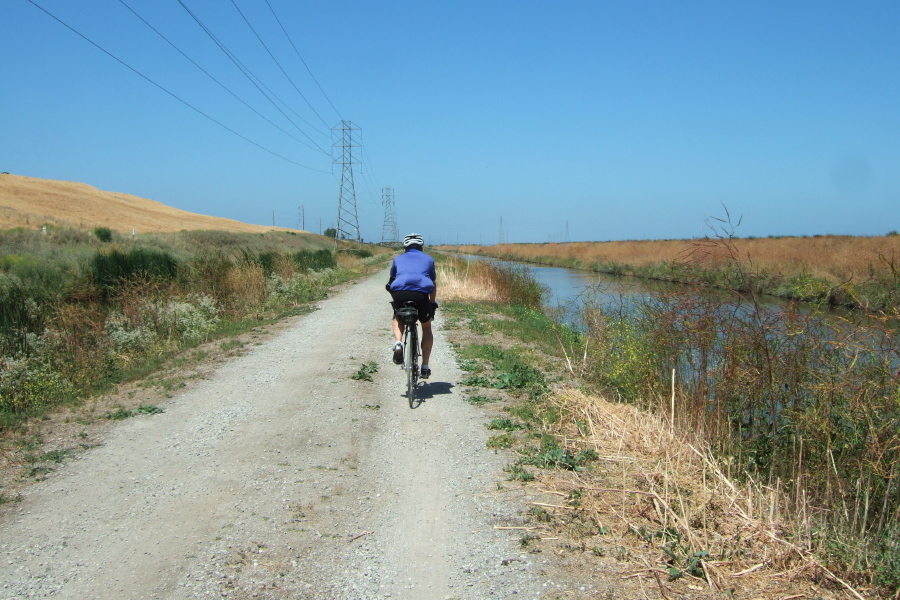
[403,233,424,248]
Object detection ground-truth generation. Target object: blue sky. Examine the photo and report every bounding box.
[2,1,898,243]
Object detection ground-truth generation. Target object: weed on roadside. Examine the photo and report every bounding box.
[458,359,483,372]
[459,374,491,387]
[486,418,523,432]
[465,394,499,405]
[25,465,54,479]
[351,362,378,382]
[106,404,164,420]
[505,464,535,482]
[39,448,74,463]
[219,339,243,351]
[0,492,23,505]
[487,433,517,449]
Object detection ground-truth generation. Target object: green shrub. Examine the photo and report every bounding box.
[339,248,372,259]
[185,252,232,301]
[0,355,74,414]
[0,253,72,299]
[493,263,546,308]
[265,271,334,308]
[105,310,157,352]
[293,249,336,271]
[158,295,220,342]
[93,227,113,242]
[0,278,43,355]
[91,248,178,296]
[256,251,280,276]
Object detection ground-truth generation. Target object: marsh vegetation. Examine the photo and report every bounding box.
[439,247,900,596]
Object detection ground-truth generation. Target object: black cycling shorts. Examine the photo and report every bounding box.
[390,290,433,323]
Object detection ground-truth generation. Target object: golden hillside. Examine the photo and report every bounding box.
[0,173,300,234]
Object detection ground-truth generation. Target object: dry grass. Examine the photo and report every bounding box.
[0,173,304,234]
[448,235,900,283]
[437,257,507,303]
[224,264,267,312]
[520,387,863,599]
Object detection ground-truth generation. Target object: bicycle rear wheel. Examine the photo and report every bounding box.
[404,326,415,405]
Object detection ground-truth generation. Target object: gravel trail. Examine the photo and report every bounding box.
[0,269,583,599]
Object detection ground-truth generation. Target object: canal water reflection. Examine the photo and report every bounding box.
[451,253,662,307]
[450,253,804,324]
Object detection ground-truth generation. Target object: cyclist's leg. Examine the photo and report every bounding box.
[392,314,404,343]
[420,319,433,365]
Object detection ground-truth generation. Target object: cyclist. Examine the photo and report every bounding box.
[387,233,437,379]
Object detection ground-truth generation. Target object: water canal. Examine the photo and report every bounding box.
[448,252,788,323]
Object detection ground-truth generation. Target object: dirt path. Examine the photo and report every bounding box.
[0,270,589,599]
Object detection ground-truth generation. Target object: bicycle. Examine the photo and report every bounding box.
[394,300,421,407]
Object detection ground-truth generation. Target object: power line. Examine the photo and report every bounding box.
[175,0,329,146]
[25,0,329,172]
[356,156,381,208]
[354,133,383,209]
[361,142,381,194]
[227,0,331,131]
[263,0,343,122]
[176,0,331,156]
[116,0,323,155]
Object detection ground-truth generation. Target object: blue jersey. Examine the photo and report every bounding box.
[389,249,436,294]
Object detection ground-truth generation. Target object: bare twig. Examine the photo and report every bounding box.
[348,530,372,543]
[527,502,575,511]
[817,564,866,600]
[731,563,765,577]
[652,569,672,600]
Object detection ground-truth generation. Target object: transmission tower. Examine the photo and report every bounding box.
[381,186,398,244]
[333,121,360,241]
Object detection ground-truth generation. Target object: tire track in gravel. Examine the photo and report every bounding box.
[0,269,593,599]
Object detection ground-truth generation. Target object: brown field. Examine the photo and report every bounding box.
[0,173,303,234]
[446,234,900,283]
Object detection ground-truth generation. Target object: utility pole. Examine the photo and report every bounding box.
[498,216,503,244]
[381,186,398,244]
[565,220,570,243]
[298,205,305,231]
[333,120,360,242]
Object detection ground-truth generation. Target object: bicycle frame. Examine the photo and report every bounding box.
[395,301,420,407]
